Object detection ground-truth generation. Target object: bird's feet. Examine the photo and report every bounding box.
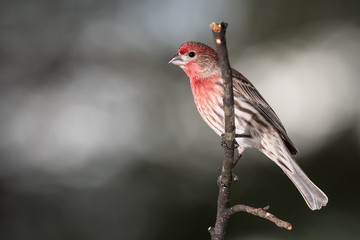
[221,133,249,167]
[220,134,239,150]
[235,133,251,139]
[220,133,251,150]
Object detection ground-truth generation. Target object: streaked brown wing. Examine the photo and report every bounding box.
[232,68,299,155]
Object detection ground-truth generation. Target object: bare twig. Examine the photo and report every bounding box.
[208,21,236,240]
[208,22,292,240]
[230,205,292,230]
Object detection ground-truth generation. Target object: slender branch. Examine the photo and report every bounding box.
[230,205,292,230]
[208,21,236,240]
[208,22,292,240]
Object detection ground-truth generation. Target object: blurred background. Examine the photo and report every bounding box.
[1,0,360,239]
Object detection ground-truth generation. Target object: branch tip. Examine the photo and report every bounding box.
[210,22,222,32]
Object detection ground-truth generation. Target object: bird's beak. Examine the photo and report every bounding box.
[168,53,185,66]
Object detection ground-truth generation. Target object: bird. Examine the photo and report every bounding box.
[169,41,328,210]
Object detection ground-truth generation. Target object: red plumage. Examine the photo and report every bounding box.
[169,41,328,210]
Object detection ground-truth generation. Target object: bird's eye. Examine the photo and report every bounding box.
[188,51,196,58]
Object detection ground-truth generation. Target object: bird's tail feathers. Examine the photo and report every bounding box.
[276,158,328,210]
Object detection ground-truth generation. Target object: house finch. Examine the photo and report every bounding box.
[169,41,328,210]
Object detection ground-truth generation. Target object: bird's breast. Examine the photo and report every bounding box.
[190,76,225,136]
